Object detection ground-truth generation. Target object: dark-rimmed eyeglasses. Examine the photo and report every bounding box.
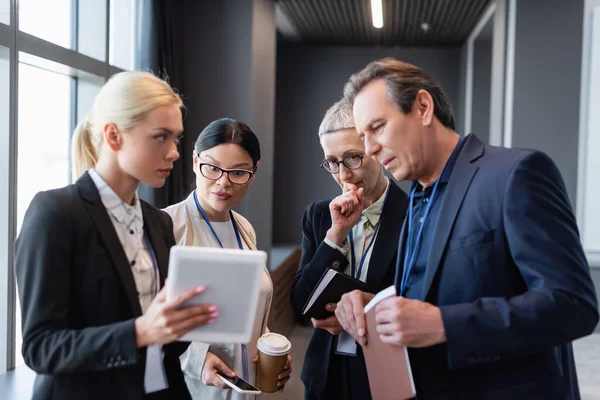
[320,154,364,174]
[198,163,254,184]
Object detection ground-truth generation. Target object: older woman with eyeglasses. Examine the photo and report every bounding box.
[163,118,292,399]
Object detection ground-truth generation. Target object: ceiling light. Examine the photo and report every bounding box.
[421,22,430,33]
[371,0,383,29]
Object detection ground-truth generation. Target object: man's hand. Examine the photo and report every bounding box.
[375,296,446,347]
[326,183,364,246]
[201,352,236,389]
[335,290,374,345]
[312,303,344,335]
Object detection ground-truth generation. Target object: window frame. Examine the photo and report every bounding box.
[0,0,142,373]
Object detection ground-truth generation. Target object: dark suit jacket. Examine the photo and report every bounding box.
[291,180,408,399]
[397,134,599,400]
[15,172,191,400]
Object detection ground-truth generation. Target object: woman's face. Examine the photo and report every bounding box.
[193,143,257,216]
[115,103,183,188]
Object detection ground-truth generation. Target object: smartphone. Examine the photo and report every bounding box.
[216,371,262,395]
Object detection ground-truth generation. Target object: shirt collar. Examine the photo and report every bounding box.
[88,169,143,231]
[362,178,389,227]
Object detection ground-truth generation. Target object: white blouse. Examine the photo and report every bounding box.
[163,193,273,400]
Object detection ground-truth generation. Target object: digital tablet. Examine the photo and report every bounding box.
[166,245,267,343]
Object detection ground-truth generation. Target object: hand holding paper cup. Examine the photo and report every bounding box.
[256,333,292,393]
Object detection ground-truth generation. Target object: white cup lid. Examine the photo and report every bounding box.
[257,333,291,356]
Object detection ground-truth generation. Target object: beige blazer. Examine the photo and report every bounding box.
[163,192,272,400]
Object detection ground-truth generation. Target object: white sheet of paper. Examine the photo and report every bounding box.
[335,332,357,356]
[144,344,169,393]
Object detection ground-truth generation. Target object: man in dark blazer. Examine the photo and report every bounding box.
[335,58,599,400]
[15,171,211,400]
[291,99,409,400]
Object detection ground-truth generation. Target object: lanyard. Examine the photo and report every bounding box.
[397,179,441,296]
[348,184,391,280]
[193,191,243,250]
[193,190,248,380]
[143,232,161,298]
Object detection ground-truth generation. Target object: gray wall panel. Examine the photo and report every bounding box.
[273,45,462,245]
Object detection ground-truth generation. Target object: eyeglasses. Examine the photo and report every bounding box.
[198,163,254,184]
[320,154,365,174]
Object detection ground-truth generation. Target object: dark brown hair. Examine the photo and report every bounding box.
[343,58,455,130]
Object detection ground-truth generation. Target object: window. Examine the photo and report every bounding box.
[109,0,136,70]
[578,1,600,266]
[19,0,73,49]
[13,55,104,366]
[15,60,72,366]
[77,0,107,61]
[0,0,149,374]
[0,0,8,25]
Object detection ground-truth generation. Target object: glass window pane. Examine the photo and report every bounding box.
[109,0,135,70]
[19,0,73,49]
[76,76,103,125]
[582,6,600,252]
[16,61,72,366]
[0,0,9,25]
[78,0,107,61]
[0,45,9,373]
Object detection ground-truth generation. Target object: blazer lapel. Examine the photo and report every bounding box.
[141,203,169,288]
[420,135,484,301]
[366,181,408,290]
[77,172,143,317]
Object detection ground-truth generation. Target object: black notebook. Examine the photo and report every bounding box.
[302,268,371,320]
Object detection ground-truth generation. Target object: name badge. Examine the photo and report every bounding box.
[335,332,357,356]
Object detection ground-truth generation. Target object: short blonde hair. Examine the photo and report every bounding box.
[318,99,355,136]
[71,71,183,180]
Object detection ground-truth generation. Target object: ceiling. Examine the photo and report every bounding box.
[275,0,493,46]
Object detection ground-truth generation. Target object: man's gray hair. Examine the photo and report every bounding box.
[318,99,355,136]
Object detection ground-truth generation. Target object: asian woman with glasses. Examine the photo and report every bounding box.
[163,118,292,399]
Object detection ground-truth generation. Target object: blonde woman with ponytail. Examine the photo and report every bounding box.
[15,71,216,400]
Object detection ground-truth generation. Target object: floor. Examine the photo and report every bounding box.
[269,325,600,400]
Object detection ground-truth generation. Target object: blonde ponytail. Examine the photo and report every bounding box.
[70,71,183,181]
[71,117,99,181]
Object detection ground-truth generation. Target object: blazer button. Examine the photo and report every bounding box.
[332,261,340,269]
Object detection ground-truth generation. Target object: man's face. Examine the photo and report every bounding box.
[320,128,383,197]
[353,79,428,181]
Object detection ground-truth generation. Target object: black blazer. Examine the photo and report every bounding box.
[291,180,408,399]
[15,172,191,400]
[396,135,598,400]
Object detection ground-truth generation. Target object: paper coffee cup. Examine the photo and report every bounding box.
[256,333,292,393]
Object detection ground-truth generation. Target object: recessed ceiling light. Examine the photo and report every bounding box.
[421,22,430,32]
[371,0,383,29]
